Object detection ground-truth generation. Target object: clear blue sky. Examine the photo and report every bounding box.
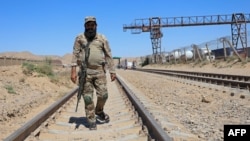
[0,0,249,57]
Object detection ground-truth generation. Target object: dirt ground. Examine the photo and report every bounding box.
[0,59,250,140]
[0,65,75,140]
[143,59,250,76]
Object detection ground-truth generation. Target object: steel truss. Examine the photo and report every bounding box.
[123,13,250,63]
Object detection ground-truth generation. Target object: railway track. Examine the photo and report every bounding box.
[116,69,250,141]
[4,68,249,141]
[135,68,250,91]
[3,74,172,141]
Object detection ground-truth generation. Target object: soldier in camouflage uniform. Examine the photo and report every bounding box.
[71,16,116,130]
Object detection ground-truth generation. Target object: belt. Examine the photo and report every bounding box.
[87,65,103,70]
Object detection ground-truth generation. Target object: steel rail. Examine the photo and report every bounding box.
[145,69,250,82]
[3,88,78,141]
[4,76,172,141]
[116,76,172,141]
[135,68,250,91]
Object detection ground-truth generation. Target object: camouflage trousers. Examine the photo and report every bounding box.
[80,70,108,123]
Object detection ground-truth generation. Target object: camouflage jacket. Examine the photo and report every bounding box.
[71,33,116,74]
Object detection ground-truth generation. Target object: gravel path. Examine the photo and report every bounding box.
[116,69,250,141]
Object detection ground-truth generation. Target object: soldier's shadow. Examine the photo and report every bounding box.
[68,116,89,129]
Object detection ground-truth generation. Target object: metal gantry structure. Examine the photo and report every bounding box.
[123,13,250,63]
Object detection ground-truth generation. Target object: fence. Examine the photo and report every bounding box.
[140,31,250,64]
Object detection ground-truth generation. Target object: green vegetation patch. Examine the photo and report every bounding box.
[22,58,54,77]
[4,85,16,94]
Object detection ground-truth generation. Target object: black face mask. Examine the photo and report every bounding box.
[84,28,96,41]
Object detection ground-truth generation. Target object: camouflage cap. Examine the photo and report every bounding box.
[84,16,96,24]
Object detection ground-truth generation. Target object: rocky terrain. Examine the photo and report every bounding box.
[117,68,250,140]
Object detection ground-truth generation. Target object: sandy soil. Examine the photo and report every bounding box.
[0,65,75,140]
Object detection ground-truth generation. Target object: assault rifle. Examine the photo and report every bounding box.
[75,62,87,112]
[75,46,90,112]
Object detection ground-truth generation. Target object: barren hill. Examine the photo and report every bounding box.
[0,51,72,65]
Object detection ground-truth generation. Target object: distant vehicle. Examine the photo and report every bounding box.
[120,59,137,69]
[126,61,132,69]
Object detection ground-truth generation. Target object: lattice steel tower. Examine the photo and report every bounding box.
[123,13,250,63]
